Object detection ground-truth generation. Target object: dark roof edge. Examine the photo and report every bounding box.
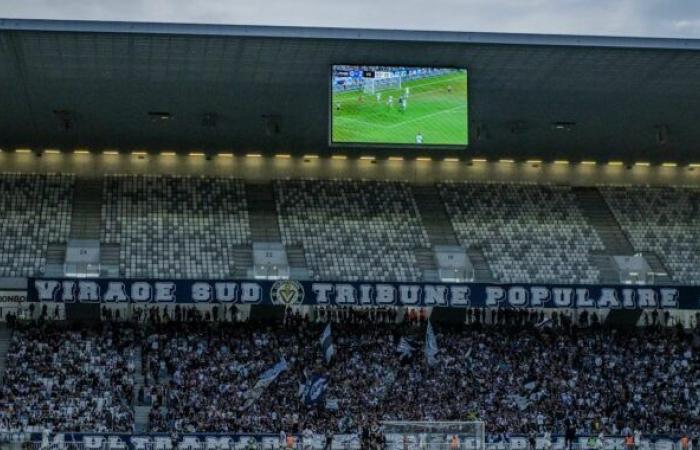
[2,18,700,50]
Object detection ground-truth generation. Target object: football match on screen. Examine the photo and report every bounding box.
[331,65,469,146]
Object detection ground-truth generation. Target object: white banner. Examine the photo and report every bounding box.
[0,290,26,303]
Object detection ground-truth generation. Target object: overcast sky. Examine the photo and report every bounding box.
[1,0,700,38]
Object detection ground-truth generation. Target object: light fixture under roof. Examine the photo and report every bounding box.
[552,121,576,130]
[148,111,172,121]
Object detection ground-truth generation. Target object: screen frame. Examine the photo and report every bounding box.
[328,63,470,150]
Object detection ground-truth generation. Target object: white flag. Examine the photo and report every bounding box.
[425,321,439,367]
[397,337,415,359]
[320,323,335,363]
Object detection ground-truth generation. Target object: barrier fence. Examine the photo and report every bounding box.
[8,443,685,450]
[0,433,692,450]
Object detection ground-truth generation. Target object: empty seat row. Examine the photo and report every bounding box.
[439,182,604,283]
[0,173,73,277]
[102,175,251,278]
[1,172,698,285]
[600,185,700,284]
[275,179,430,281]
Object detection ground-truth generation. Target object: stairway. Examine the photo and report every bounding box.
[232,245,254,278]
[640,251,674,284]
[134,406,151,433]
[100,243,121,277]
[46,243,66,265]
[133,346,145,405]
[43,242,66,276]
[0,323,12,384]
[415,249,439,281]
[70,177,103,240]
[589,253,621,284]
[573,187,635,255]
[465,247,495,282]
[246,182,282,242]
[411,185,459,246]
[286,245,307,268]
[287,245,311,280]
[133,345,150,432]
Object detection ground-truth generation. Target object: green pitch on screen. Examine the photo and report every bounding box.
[331,70,468,146]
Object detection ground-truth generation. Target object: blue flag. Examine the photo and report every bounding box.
[425,321,439,367]
[241,357,288,410]
[301,375,328,405]
[320,323,335,363]
[254,357,288,390]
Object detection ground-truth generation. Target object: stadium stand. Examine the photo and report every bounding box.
[101,175,251,279]
[275,179,430,281]
[2,174,700,286]
[0,322,136,432]
[157,315,698,437]
[0,173,74,277]
[6,313,688,436]
[439,182,605,284]
[5,19,700,450]
[599,185,700,285]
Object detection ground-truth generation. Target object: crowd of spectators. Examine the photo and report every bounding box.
[141,312,699,438]
[0,322,137,432]
[1,311,699,440]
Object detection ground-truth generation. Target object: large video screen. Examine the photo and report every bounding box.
[330,65,468,146]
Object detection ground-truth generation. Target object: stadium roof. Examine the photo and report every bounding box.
[2,18,700,162]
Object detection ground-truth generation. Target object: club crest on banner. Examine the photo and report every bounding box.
[270,280,304,306]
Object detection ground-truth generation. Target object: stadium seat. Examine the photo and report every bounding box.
[0,173,73,277]
[439,182,604,283]
[599,185,700,284]
[275,179,430,281]
[102,175,251,278]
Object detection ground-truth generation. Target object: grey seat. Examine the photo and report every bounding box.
[0,173,74,276]
[275,179,430,281]
[439,181,604,284]
[102,175,251,279]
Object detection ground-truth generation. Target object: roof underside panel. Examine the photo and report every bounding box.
[1,20,700,162]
